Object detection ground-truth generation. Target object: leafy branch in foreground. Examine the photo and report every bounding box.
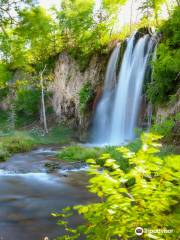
[53,133,180,240]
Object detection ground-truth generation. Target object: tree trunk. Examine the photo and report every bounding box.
[40,65,48,134]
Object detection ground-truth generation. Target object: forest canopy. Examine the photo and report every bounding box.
[0,0,179,126]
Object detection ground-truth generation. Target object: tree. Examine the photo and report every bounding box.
[0,6,61,130]
[0,0,36,35]
[40,65,48,133]
[147,6,180,104]
[139,0,170,27]
[57,0,127,69]
[14,6,61,131]
[57,0,96,62]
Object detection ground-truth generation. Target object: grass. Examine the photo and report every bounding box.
[57,136,179,171]
[30,125,75,145]
[57,138,143,162]
[0,143,10,161]
[0,125,75,161]
[0,132,35,162]
[0,120,179,164]
[57,144,132,171]
[57,145,103,162]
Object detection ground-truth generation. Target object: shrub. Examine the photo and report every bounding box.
[79,82,93,113]
[54,133,180,240]
[151,118,175,137]
[15,88,41,125]
[147,7,180,104]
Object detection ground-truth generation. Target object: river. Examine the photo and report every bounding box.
[0,148,94,240]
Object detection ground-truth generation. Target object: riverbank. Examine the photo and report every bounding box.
[56,138,180,160]
[0,125,75,162]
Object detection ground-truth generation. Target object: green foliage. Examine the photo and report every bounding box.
[0,131,35,160]
[16,6,61,69]
[0,125,75,161]
[57,0,96,68]
[0,0,35,26]
[139,0,168,25]
[0,63,11,88]
[0,5,61,78]
[58,0,126,69]
[151,118,175,137]
[175,112,180,121]
[0,110,8,130]
[79,82,93,113]
[58,0,97,69]
[54,133,180,239]
[102,0,126,11]
[2,134,35,153]
[0,142,10,162]
[31,125,75,145]
[57,142,141,170]
[151,112,180,144]
[147,6,180,104]
[156,144,180,157]
[14,87,41,124]
[57,145,102,162]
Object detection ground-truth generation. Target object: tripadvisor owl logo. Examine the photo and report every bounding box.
[135,227,144,236]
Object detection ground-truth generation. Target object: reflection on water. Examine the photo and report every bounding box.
[0,148,95,240]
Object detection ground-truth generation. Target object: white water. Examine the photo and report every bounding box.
[90,33,155,146]
[90,44,120,144]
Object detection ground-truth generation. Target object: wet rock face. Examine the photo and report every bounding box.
[52,52,106,132]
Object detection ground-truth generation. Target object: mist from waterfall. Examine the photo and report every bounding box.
[90,32,155,146]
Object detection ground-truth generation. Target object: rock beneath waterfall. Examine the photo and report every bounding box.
[52,52,106,136]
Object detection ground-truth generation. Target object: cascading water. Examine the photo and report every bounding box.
[110,34,155,145]
[90,32,155,146]
[90,44,120,144]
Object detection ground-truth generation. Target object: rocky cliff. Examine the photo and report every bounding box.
[52,52,107,135]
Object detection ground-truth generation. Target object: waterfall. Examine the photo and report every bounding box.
[90,32,155,146]
[90,44,120,144]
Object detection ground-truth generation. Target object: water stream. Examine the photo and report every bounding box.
[0,148,94,240]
